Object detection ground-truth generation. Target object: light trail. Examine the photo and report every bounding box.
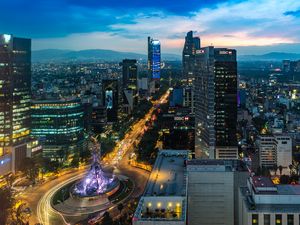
[37,173,86,225]
[36,90,169,225]
[103,90,170,165]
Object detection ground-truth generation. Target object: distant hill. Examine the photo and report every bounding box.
[32,49,181,62]
[238,52,300,61]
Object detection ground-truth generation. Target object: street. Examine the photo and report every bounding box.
[18,90,169,225]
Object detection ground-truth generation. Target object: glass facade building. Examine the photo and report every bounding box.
[31,98,85,160]
[182,31,201,82]
[120,59,137,90]
[0,34,31,174]
[148,37,161,79]
[120,59,138,114]
[194,46,237,159]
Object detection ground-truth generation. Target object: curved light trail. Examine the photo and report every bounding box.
[36,90,169,225]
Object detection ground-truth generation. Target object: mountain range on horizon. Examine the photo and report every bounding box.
[32,49,181,62]
[32,49,300,63]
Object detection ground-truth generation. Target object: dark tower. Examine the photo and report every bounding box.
[120,59,137,90]
[182,31,201,82]
[194,46,237,159]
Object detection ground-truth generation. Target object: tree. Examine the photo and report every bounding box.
[57,149,66,166]
[278,165,283,176]
[70,154,80,168]
[10,202,31,225]
[252,117,268,133]
[5,174,16,190]
[117,203,124,214]
[101,211,113,225]
[0,187,14,225]
[117,203,124,223]
[280,175,290,184]
[273,165,278,176]
[80,149,90,162]
[23,158,39,184]
[262,167,270,176]
[289,164,293,175]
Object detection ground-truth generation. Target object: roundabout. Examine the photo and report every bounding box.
[37,137,135,225]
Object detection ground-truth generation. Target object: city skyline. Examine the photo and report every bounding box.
[2,0,300,54]
[1,1,300,224]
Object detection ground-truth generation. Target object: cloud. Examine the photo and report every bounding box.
[104,0,300,53]
[23,0,300,54]
[284,9,300,17]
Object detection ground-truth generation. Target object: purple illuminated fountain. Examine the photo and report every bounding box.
[71,137,119,198]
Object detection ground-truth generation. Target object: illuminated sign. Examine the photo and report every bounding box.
[219,50,232,55]
[152,40,160,45]
[32,145,42,153]
[0,157,11,165]
[105,90,113,109]
[174,116,190,121]
[3,34,11,44]
[196,49,205,54]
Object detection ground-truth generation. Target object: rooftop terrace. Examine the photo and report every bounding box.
[144,150,189,197]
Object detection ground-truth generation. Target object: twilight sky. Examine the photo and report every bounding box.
[1,0,300,55]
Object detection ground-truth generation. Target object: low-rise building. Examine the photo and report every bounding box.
[239,176,300,225]
[133,150,189,225]
[257,135,292,173]
[187,159,249,225]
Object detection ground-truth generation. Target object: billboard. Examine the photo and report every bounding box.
[105,90,113,109]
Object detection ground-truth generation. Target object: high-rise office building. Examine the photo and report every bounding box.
[120,59,138,114]
[31,98,85,160]
[120,59,138,90]
[148,37,161,80]
[102,79,119,122]
[183,86,194,113]
[0,34,31,175]
[194,46,238,159]
[182,31,201,82]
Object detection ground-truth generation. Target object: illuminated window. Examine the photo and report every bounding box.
[252,214,258,225]
[275,214,282,225]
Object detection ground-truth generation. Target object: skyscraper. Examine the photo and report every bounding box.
[0,34,31,175]
[182,31,201,82]
[31,98,85,160]
[120,59,138,114]
[120,59,137,90]
[194,46,238,159]
[148,36,161,80]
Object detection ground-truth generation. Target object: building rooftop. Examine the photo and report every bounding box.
[241,186,300,213]
[252,176,276,189]
[187,159,248,172]
[277,184,300,195]
[144,150,189,196]
[133,150,189,223]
